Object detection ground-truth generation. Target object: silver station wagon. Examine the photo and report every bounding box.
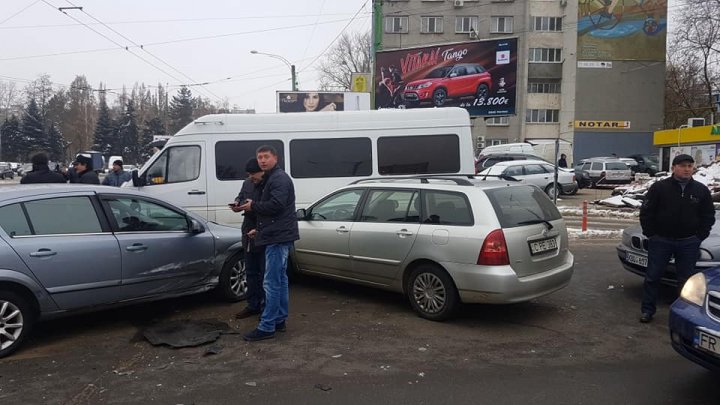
[292,176,575,320]
[0,185,246,357]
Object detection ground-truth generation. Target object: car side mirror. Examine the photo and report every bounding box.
[131,169,146,187]
[189,218,205,234]
[296,209,308,220]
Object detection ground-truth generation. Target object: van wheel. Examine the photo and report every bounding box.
[406,264,459,321]
[476,84,489,101]
[0,291,34,358]
[545,183,560,199]
[432,88,447,107]
[216,252,246,302]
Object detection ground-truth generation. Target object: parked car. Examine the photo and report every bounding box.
[575,158,632,187]
[626,154,660,175]
[0,163,14,180]
[403,63,492,107]
[618,158,640,175]
[17,163,33,177]
[573,165,592,189]
[477,159,577,198]
[669,267,720,372]
[477,142,537,156]
[474,152,547,173]
[292,176,574,321]
[0,185,246,357]
[616,212,720,286]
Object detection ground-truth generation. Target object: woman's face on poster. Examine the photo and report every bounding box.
[303,92,320,111]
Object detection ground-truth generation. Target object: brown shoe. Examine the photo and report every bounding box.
[235,307,261,319]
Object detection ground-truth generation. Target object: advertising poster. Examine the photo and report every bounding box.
[277,92,345,113]
[670,146,692,162]
[578,0,667,61]
[691,144,716,166]
[374,38,517,117]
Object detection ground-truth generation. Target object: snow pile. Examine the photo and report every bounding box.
[557,207,640,219]
[566,228,624,239]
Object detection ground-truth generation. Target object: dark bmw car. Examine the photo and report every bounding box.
[669,267,720,372]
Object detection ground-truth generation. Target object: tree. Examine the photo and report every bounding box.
[47,123,65,162]
[24,74,54,120]
[93,92,115,157]
[117,99,139,164]
[21,98,47,159]
[316,31,372,90]
[168,87,193,134]
[63,76,97,159]
[140,116,165,161]
[0,115,21,161]
[0,81,19,120]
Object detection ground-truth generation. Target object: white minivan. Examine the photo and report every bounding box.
[125,108,475,227]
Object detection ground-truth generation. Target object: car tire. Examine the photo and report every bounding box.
[432,88,447,107]
[0,290,34,358]
[406,264,459,321]
[545,183,560,199]
[567,183,579,195]
[216,251,247,302]
[476,84,489,100]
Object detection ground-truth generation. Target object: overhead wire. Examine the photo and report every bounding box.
[0,0,41,25]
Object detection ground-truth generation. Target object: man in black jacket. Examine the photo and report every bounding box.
[20,153,66,184]
[238,145,299,341]
[231,158,266,320]
[638,154,716,323]
[69,154,100,184]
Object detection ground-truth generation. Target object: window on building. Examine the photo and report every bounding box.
[533,16,563,32]
[485,116,510,126]
[528,48,563,63]
[491,16,513,33]
[526,109,560,123]
[527,81,561,93]
[489,139,509,146]
[455,16,478,33]
[421,16,443,33]
[385,16,409,33]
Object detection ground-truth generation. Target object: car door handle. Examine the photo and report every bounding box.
[336,226,349,234]
[30,249,57,257]
[188,190,206,195]
[126,243,148,252]
[396,229,414,237]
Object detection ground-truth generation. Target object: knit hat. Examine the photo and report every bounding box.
[245,158,262,173]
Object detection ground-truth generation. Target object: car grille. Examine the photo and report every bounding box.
[631,236,648,251]
[708,291,720,322]
[404,93,419,101]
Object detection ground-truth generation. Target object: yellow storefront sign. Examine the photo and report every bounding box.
[574,120,631,129]
[654,124,720,146]
[351,73,371,93]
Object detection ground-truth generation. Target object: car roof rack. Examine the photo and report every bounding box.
[350,175,476,186]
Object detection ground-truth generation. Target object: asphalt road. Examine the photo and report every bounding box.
[0,240,717,404]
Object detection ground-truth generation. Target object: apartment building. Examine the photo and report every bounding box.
[378,0,665,162]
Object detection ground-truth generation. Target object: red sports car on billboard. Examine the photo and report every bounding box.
[403,63,492,107]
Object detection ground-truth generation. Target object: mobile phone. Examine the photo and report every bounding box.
[228,202,238,207]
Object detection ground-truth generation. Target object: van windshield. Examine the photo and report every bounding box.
[484,185,561,228]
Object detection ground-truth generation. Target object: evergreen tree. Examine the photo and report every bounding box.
[140,116,165,161]
[168,87,193,134]
[93,94,115,156]
[21,98,47,159]
[117,99,139,164]
[0,116,21,161]
[47,123,65,162]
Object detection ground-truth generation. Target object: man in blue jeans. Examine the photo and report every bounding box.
[238,145,299,341]
[639,154,715,323]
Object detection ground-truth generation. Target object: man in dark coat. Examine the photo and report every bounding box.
[20,153,66,184]
[69,154,100,184]
[638,154,716,323]
[238,145,299,341]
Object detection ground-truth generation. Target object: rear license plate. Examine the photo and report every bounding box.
[529,238,558,255]
[606,171,627,180]
[626,252,648,267]
[696,329,720,356]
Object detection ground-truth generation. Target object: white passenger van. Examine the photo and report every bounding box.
[125,108,475,227]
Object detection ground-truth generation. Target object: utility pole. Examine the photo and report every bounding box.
[371,0,383,109]
[291,65,297,91]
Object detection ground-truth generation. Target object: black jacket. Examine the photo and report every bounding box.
[70,169,100,185]
[20,165,66,184]
[236,178,264,252]
[251,166,299,247]
[640,176,715,240]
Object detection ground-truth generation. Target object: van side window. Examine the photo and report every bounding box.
[378,134,460,175]
[215,140,284,180]
[145,146,201,185]
[290,138,372,178]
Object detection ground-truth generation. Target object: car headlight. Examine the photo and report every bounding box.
[699,248,713,261]
[416,82,432,89]
[621,231,632,247]
[680,272,707,306]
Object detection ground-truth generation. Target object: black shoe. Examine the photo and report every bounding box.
[639,313,653,323]
[275,321,286,332]
[235,307,261,320]
[243,328,275,341]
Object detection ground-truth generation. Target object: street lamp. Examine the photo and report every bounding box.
[250,50,297,91]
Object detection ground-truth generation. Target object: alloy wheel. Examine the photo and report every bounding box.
[230,259,247,298]
[412,272,447,314]
[0,300,24,351]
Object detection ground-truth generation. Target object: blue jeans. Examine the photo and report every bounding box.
[244,248,265,312]
[641,235,701,316]
[258,242,292,332]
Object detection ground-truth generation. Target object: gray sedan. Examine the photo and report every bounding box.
[0,185,246,357]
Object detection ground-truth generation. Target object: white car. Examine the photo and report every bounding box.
[478,159,576,198]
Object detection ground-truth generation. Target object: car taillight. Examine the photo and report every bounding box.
[477,229,509,265]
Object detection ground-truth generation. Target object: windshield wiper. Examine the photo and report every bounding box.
[517,219,554,230]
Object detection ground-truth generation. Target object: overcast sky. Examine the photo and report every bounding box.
[0,0,371,112]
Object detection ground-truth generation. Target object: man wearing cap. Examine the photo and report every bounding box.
[70,154,100,184]
[230,158,266,320]
[638,154,715,323]
[102,159,132,187]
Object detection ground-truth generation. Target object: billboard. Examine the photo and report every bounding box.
[276,91,370,113]
[578,0,667,61]
[374,38,517,117]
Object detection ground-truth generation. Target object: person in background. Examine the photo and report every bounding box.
[20,152,66,184]
[69,154,100,184]
[557,153,568,168]
[102,159,132,187]
[638,154,715,323]
[231,158,266,319]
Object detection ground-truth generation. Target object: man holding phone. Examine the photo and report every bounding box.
[230,158,266,319]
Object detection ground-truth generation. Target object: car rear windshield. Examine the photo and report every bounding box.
[484,185,561,228]
[606,162,628,170]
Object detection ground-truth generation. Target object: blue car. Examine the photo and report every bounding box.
[669,266,720,373]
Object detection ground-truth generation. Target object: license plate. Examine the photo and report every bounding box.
[606,171,627,179]
[696,329,720,356]
[529,238,558,255]
[626,252,648,267]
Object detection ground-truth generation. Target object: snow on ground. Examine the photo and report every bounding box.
[557,206,640,218]
[566,228,624,239]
